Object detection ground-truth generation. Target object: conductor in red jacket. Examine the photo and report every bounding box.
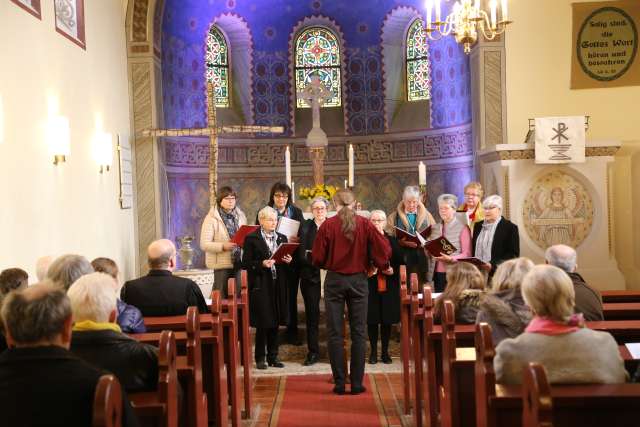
[312,189,391,395]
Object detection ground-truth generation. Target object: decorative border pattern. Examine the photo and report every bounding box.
[480,146,621,163]
[54,0,86,50]
[10,0,42,19]
[132,0,149,42]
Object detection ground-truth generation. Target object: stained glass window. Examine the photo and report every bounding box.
[295,27,341,108]
[406,19,431,102]
[205,26,230,108]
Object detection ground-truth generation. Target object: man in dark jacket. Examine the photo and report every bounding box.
[0,283,138,427]
[121,239,208,316]
[545,244,604,321]
[68,273,158,392]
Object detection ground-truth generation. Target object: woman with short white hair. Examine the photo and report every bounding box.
[243,206,293,369]
[494,264,627,385]
[471,195,520,276]
[387,185,436,284]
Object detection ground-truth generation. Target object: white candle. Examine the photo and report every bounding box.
[344,179,348,189]
[426,0,433,29]
[435,0,441,23]
[348,144,354,187]
[291,181,296,203]
[490,0,497,29]
[501,0,508,22]
[285,146,292,187]
[418,161,427,186]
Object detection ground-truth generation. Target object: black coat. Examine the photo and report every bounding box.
[0,346,139,427]
[242,230,290,328]
[71,329,158,392]
[121,270,208,316]
[297,218,321,285]
[367,235,404,325]
[472,218,520,274]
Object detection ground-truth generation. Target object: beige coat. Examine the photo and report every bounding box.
[200,206,247,270]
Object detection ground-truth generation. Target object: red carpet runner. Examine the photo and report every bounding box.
[275,374,384,426]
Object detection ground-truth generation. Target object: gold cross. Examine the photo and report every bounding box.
[142,83,284,205]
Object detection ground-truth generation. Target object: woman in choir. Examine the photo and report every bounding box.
[366,210,403,364]
[471,195,520,276]
[387,185,436,285]
[475,257,534,345]
[200,186,248,298]
[456,181,484,233]
[430,194,472,292]
[494,264,627,385]
[243,206,292,369]
[296,196,329,366]
[433,262,485,324]
[262,182,304,344]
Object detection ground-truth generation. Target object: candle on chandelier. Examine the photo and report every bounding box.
[426,0,433,29]
[490,0,497,29]
[285,146,292,187]
[348,144,354,187]
[501,0,508,22]
[418,161,427,186]
[435,0,441,23]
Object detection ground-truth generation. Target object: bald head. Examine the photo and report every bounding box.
[148,239,176,270]
[545,244,577,273]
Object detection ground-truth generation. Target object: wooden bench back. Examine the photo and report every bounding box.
[93,375,122,427]
[158,330,179,427]
[522,363,553,427]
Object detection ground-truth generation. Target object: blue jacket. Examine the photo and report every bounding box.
[116,299,146,333]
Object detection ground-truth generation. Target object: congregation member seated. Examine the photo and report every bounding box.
[430,194,472,292]
[46,254,94,290]
[35,255,54,282]
[296,196,329,366]
[243,206,293,369]
[545,244,603,321]
[472,195,520,276]
[200,186,248,298]
[494,265,627,385]
[457,181,484,233]
[0,283,139,426]
[433,262,485,323]
[121,239,208,316]
[68,273,158,392]
[0,268,29,352]
[367,210,402,365]
[387,185,435,285]
[92,257,146,333]
[476,257,534,345]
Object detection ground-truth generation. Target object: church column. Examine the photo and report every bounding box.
[127,0,166,275]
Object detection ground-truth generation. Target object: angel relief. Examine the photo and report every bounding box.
[523,172,594,249]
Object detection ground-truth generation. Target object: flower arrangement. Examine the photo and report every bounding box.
[298,183,338,200]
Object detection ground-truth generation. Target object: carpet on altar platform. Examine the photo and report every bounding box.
[273,374,384,427]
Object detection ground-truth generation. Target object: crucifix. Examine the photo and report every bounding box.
[142,83,284,206]
[297,75,332,186]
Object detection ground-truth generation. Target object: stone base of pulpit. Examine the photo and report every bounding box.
[174,268,215,298]
[478,141,626,290]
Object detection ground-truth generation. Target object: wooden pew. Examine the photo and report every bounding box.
[219,279,241,427]
[180,307,208,427]
[602,290,640,303]
[399,265,411,415]
[130,330,179,427]
[522,364,554,427]
[408,274,424,427]
[603,302,640,320]
[474,322,640,427]
[420,286,438,427]
[93,375,122,427]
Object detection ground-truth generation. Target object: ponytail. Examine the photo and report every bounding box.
[333,189,356,241]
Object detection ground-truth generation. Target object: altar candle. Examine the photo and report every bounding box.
[501,0,508,22]
[344,179,348,189]
[418,161,427,186]
[348,144,354,187]
[285,146,292,187]
[490,0,497,29]
[291,181,296,203]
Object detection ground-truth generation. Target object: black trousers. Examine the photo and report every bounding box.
[368,324,392,356]
[254,327,279,362]
[287,269,301,335]
[406,263,428,285]
[324,272,368,388]
[433,272,447,293]
[301,279,321,354]
[213,268,241,299]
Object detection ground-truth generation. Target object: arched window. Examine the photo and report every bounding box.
[205,26,230,108]
[294,27,341,108]
[406,19,431,101]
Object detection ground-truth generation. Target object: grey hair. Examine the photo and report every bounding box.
[46,254,93,291]
[310,197,330,209]
[402,186,421,202]
[35,255,55,282]
[437,193,458,210]
[1,282,71,344]
[258,206,278,221]
[482,195,503,211]
[370,210,387,220]
[545,244,577,273]
[491,257,535,292]
[67,272,118,323]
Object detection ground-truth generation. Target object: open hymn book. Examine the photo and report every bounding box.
[394,226,432,247]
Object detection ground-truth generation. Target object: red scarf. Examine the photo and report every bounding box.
[468,204,478,222]
[525,314,585,336]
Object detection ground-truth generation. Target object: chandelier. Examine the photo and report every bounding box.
[424,0,512,54]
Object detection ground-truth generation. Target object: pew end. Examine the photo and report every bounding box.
[93,375,122,427]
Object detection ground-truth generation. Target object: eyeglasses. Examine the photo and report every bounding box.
[483,205,499,210]
[222,196,236,201]
[464,193,481,198]
[371,219,386,223]
[312,206,326,211]
[274,193,288,199]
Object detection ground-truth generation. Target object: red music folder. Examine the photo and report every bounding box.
[229,225,260,247]
[457,257,486,268]
[269,243,300,264]
[394,225,432,247]
[424,236,457,257]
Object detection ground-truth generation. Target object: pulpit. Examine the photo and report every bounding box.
[174,269,215,298]
[478,140,625,289]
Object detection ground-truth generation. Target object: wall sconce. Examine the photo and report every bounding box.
[94,131,113,173]
[48,115,70,165]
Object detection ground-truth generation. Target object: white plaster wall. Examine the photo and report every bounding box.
[0,1,136,282]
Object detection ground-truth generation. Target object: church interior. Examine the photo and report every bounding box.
[2,0,640,426]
